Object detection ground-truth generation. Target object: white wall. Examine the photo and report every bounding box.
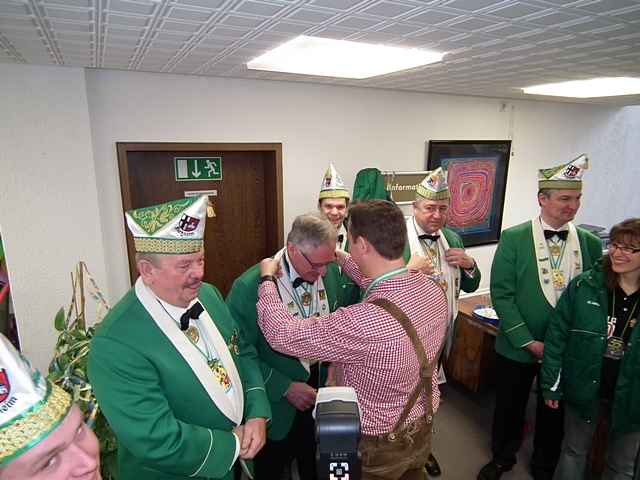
[0,64,107,371]
[85,69,629,300]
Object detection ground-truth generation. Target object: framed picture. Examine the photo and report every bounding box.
[427,140,511,247]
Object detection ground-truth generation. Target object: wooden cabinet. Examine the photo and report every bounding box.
[445,294,497,393]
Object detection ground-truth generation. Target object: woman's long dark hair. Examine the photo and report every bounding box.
[603,218,640,290]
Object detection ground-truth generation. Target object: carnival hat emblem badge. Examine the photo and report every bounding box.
[0,369,10,404]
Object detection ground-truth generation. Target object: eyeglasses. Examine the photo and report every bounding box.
[298,248,332,270]
[608,243,640,255]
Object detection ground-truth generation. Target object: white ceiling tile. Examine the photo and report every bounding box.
[0,2,30,16]
[578,0,640,14]
[107,13,149,27]
[335,16,382,29]
[362,1,418,18]
[44,6,92,21]
[528,10,582,26]
[310,0,365,9]
[42,0,91,7]
[287,9,335,23]
[406,10,460,25]
[50,21,92,33]
[161,20,201,33]
[445,0,509,12]
[488,2,546,18]
[267,21,312,34]
[221,14,265,28]
[482,23,531,36]
[448,16,497,30]
[108,0,157,16]
[377,22,423,35]
[207,26,247,38]
[175,0,226,9]
[167,7,214,22]
[234,1,286,17]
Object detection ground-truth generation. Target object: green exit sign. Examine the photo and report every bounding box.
[174,157,222,182]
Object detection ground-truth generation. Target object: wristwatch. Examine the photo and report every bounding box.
[259,275,277,285]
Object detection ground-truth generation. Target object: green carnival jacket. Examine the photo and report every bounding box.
[402,226,482,294]
[88,283,270,480]
[491,221,602,363]
[541,262,640,434]
[226,262,344,440]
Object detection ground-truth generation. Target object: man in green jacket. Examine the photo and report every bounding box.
[478,155,603,480]
[317,163,360,308]
[227,213,344,480]
[89,195,270,480]
[541,218,640,479]
[404,167,481,477]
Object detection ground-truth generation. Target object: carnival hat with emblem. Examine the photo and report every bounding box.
[0,334,72,466]
[126,195,212,255]
[319,163,350,201]
[538,154,589,190]
[416,167,450,201]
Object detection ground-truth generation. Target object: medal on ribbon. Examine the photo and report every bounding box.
[185,325,200,344]
[551,269,565,290]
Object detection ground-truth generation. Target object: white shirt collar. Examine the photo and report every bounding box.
[283,249,303,284]
[540,217,568,232]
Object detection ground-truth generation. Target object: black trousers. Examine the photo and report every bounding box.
[254,363,320,480]
[490,353,564,477]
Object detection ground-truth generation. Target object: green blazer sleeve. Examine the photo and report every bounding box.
[443,228,481,293]
[226,273,293,402]
[89,337,237,479]
[491,229,535,349]
[580,230,603,268]
[541,279,577,400]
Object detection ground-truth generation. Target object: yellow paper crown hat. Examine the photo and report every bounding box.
[319,163,350,200]
[416,167,450,201]
[0,334,72,466]
[125,195,210,254]
[538,154,589,190]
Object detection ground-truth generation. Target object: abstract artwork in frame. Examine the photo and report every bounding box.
[426,140,511,247]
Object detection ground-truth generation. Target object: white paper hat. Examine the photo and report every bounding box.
[126,195,209,254]
[0,334,72,466]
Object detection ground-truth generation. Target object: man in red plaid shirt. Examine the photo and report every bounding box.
[257,200,448,480]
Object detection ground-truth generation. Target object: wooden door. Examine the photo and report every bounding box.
[117,143,283,296]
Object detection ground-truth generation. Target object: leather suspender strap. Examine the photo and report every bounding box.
[369,298,442,434]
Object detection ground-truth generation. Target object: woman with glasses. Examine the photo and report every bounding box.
[540,218,640,479]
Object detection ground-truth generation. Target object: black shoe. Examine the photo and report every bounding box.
[477,461,512,480]
[425,453,442,477]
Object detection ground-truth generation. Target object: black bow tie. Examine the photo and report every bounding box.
[180,302,204,331]
[337,234,344,244]
[544,230,568,241]
[292,277,310,289]
[418,234,440,242]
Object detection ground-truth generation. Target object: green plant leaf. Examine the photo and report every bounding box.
[54,307,66,331]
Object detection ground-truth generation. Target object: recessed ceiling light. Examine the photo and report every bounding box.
[247,35,445,79]
[522,77,640,98]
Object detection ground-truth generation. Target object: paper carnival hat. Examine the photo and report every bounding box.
[319,164,350,200]
[538,154,589,190]
[416,167,450,201]
[0,334,72,466]
[126,195,209,254]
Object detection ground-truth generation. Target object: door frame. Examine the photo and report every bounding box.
[116,142,284,284]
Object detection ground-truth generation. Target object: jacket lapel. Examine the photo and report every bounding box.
[135,278,240,424]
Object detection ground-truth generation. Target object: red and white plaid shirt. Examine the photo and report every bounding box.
[257,255,448,436]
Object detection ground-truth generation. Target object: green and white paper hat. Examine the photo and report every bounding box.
[538,154,589,190]
[126,195,209,254]
[416,167,450,201]
[319,163,350,200]
[0,334,72,466]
